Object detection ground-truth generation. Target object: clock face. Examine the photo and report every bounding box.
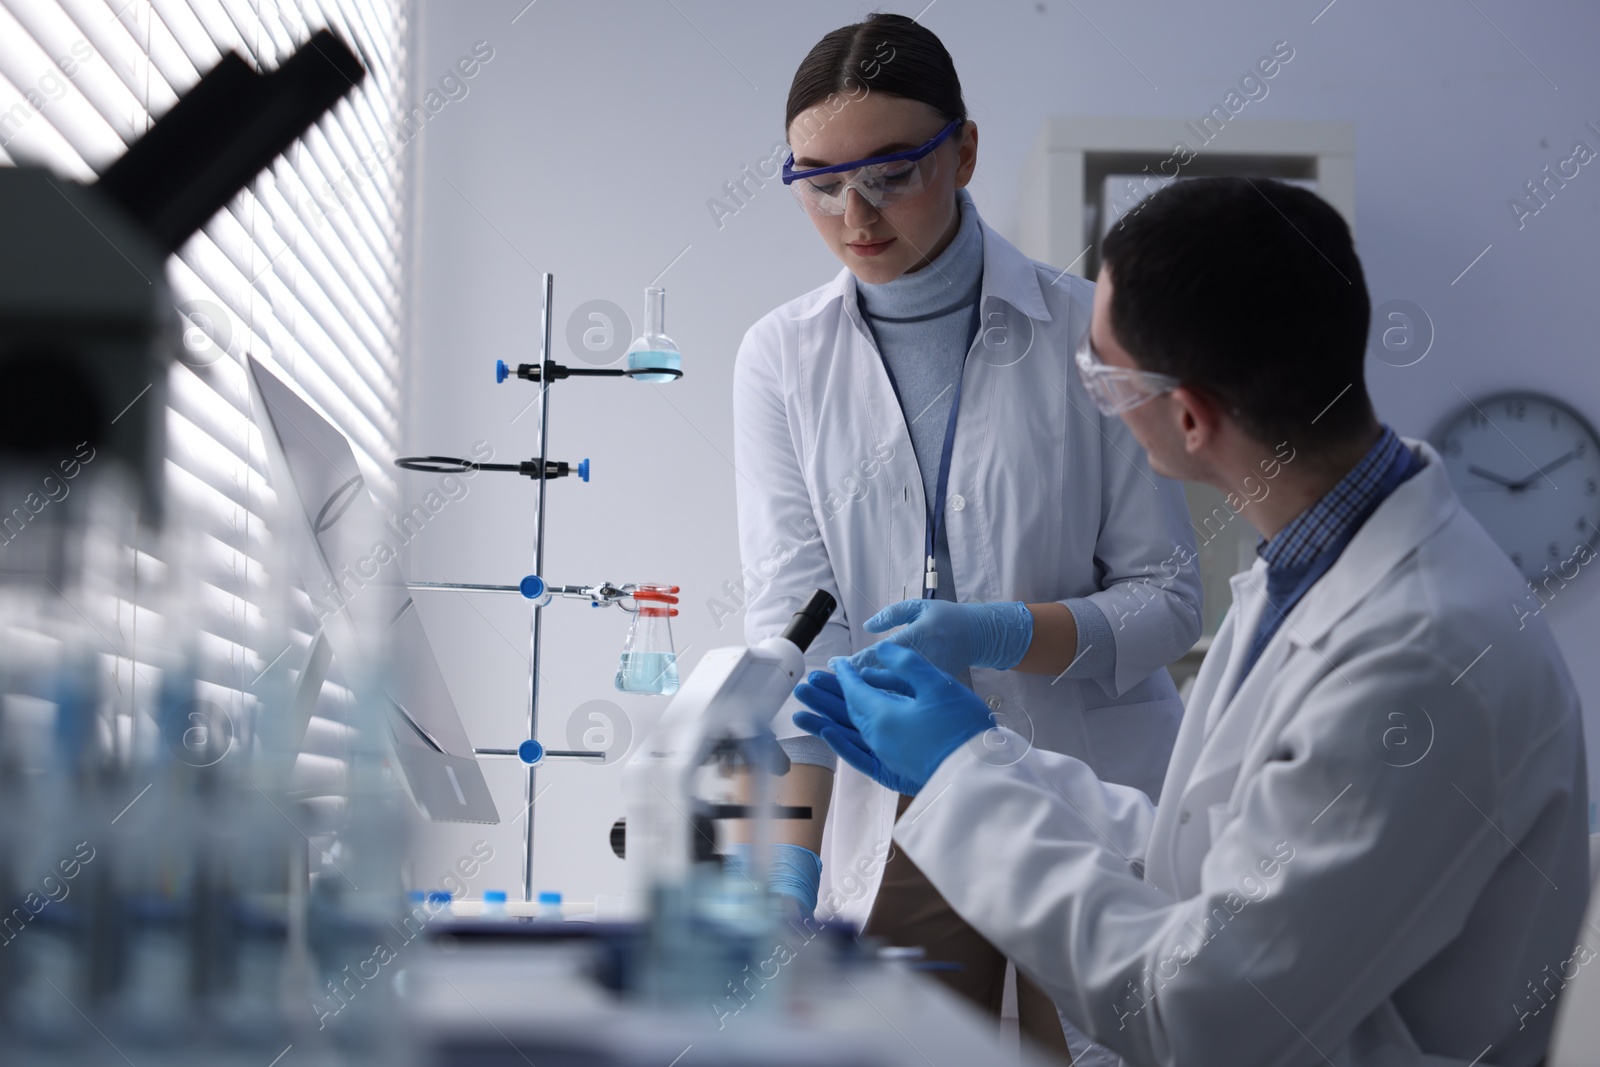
[1433,393,1600,581]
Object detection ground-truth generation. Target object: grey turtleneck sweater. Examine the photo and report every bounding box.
[860,189,1115,682]
[856,188,985,608]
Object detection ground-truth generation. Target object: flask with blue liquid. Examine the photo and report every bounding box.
[625,287,681,382]
[614,584,680,695]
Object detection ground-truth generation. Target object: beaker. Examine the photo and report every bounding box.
[615,584,680,695]
[625,287,682,382]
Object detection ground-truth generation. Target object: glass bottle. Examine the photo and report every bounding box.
[614,584,680,695]
[625,287,682,382]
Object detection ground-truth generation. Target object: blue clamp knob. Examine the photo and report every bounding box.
[577,458,591,483]
[518,739,545,766]
[519,575,546,600]
[495,359,509,384]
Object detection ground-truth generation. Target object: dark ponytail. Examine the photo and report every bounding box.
[785,13,967,135]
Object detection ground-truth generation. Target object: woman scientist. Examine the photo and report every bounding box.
[731,13,1200,1059]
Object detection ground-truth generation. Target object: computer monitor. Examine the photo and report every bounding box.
[247,354,499,824]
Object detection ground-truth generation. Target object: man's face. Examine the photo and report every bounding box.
[1090,267,1199,481]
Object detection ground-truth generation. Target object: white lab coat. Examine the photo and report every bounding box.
[732,218,1202,927]
[896,440,1590,1066]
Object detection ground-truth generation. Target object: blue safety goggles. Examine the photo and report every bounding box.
[781,119,963,216]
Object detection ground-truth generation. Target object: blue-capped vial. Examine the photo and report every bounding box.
[536,891,562,921]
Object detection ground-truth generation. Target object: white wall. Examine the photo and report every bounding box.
[402,0,1600,901]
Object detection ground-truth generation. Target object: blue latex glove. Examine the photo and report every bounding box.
[724,842,821,920]
[792,670,922,796]
[856,599,1034,676]
[804,644,994,795]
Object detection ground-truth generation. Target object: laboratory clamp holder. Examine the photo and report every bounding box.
[394,277,689,905]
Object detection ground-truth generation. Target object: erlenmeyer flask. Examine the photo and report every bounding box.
[625,287,682,382]
[614,584,680,695]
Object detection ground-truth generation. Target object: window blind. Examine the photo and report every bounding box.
[0,0,412,832]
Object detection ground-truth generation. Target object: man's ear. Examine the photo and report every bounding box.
[1170,385,1226,457]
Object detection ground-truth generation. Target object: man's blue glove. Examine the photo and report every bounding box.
[855,599,1033,677]
[798,644,994,795]
[792,670,923,796]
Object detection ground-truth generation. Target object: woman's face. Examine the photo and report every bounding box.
[786,93,977,284]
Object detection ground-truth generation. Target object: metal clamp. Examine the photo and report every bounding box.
[495,358,683,384]
[394,455,591,482]
[406,577,663,611]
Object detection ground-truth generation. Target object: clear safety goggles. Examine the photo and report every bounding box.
[781,119,962,216]
[1074,329,1182,416]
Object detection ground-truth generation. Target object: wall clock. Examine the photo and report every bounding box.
[1431,392,1600,581]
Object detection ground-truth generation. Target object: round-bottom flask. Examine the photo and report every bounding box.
[625,287,682,382]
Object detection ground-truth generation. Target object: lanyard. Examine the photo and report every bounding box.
[870,295,985,600]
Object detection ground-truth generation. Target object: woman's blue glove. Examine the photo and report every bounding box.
[724,842,821,920]
[796,644,994,795]
[855,599,1034,676]
[792,670,923,796]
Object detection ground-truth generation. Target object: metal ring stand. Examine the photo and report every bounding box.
[396,273,679,904]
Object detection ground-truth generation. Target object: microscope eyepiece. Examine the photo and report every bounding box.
[779,590,837,653]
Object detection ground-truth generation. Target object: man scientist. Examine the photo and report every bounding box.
[793,176,1590,1066]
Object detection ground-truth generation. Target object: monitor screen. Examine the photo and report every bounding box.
[248,355,499,824]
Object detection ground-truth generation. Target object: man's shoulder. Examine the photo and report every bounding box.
[1335,500,1578,717]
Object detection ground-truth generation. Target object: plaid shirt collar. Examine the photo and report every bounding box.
[1258,427,1406,571]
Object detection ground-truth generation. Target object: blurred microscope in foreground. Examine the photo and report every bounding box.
[0,30,417,1067]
